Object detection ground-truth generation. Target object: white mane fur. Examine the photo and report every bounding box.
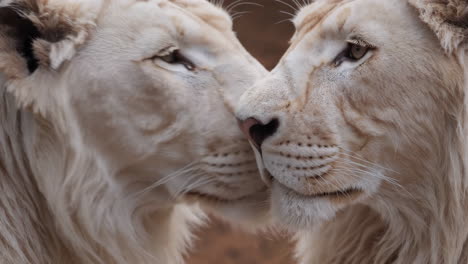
[0,4,204,262]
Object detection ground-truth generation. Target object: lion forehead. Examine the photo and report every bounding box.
[9,0,232,36]
[165,0,233,32]
[293,0,348,31]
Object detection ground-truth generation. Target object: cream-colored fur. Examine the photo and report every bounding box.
[0,0,268,263]
[236,0,468,263]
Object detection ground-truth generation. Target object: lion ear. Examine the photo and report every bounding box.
[0,0,100,116]
[409,0,468,53]
[0,0,97,81]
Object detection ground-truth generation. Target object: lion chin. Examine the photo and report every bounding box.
[236,0,468,263]
[0,0,269,263]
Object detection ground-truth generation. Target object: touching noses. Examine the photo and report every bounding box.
[238,117,279,150]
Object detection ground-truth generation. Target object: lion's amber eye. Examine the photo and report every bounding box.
[334,42,372,67]
[348,44,368,60]
[156,49,195,71]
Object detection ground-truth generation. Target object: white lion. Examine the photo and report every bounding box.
[237,0,468,263]
[0,0,268,263]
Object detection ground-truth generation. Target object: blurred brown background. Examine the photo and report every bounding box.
[189,1,296,264]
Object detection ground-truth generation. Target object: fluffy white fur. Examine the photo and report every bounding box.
[236,0,468,263]
[0,0,268,263]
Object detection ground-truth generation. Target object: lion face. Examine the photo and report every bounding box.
[71,0,270,222]
[0,0,268,224]
[237,0,465,229]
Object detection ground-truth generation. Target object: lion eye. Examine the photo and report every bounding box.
[155,49,195,71]
[348,44,368,60]
[334,42,372,67]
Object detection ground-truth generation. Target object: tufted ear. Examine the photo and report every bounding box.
[409,0,468,54]
[0,0,99,80]
[0,0,101,116]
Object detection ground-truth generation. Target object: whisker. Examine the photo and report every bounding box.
[332,161,415,200]
[185,176,215,193]
[232,11,251,20]
[225,0,243,10]
[173,173,206,198]
[228,2,260,13]
[229,1,263,9]
[335,158,385,178]
[303,0,314,7]
[279,10,297,18]
[211,0,226,7]
[275,17,293,24]
[177,177,218,198]
[335,157,401,187]
[338,148,400,174]
[319,168,355,199]
[135,162,200,197]
[299,0,308,8]
[226,0,254,13]
[275,0,299,12]
[314,170,344,194]
[174,171,218,197]
[172,174,198,198]
[292,0,305,9]
[332,166,380,186]
[331,164,396,189]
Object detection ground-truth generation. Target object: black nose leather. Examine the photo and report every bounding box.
[238,117,279,149]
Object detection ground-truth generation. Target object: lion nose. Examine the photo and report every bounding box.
[238,117,279,149]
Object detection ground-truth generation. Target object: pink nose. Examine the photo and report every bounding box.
[238,117,279,150]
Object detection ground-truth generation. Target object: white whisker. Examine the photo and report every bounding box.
[134,162,200,198]
[173,173,204,197]
[275,0,299,12]
[232,11,251,20]
[335,157,401,187]
[211,0,226,7]
[225,0,243,10]
[332,160,415,200]
[177,178,218,198]
[227,0,257,13]
[228,1,263,11]
[174,173,218,198]
[338,148,400,174]
[332,166,379,186]
[314,171,344,194]
[292,0,305,9]
[275,17,293,24]
[279,10,297,18]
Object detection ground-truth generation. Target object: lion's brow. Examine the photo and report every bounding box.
[294,0,355,35]
[162,0,232,32]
